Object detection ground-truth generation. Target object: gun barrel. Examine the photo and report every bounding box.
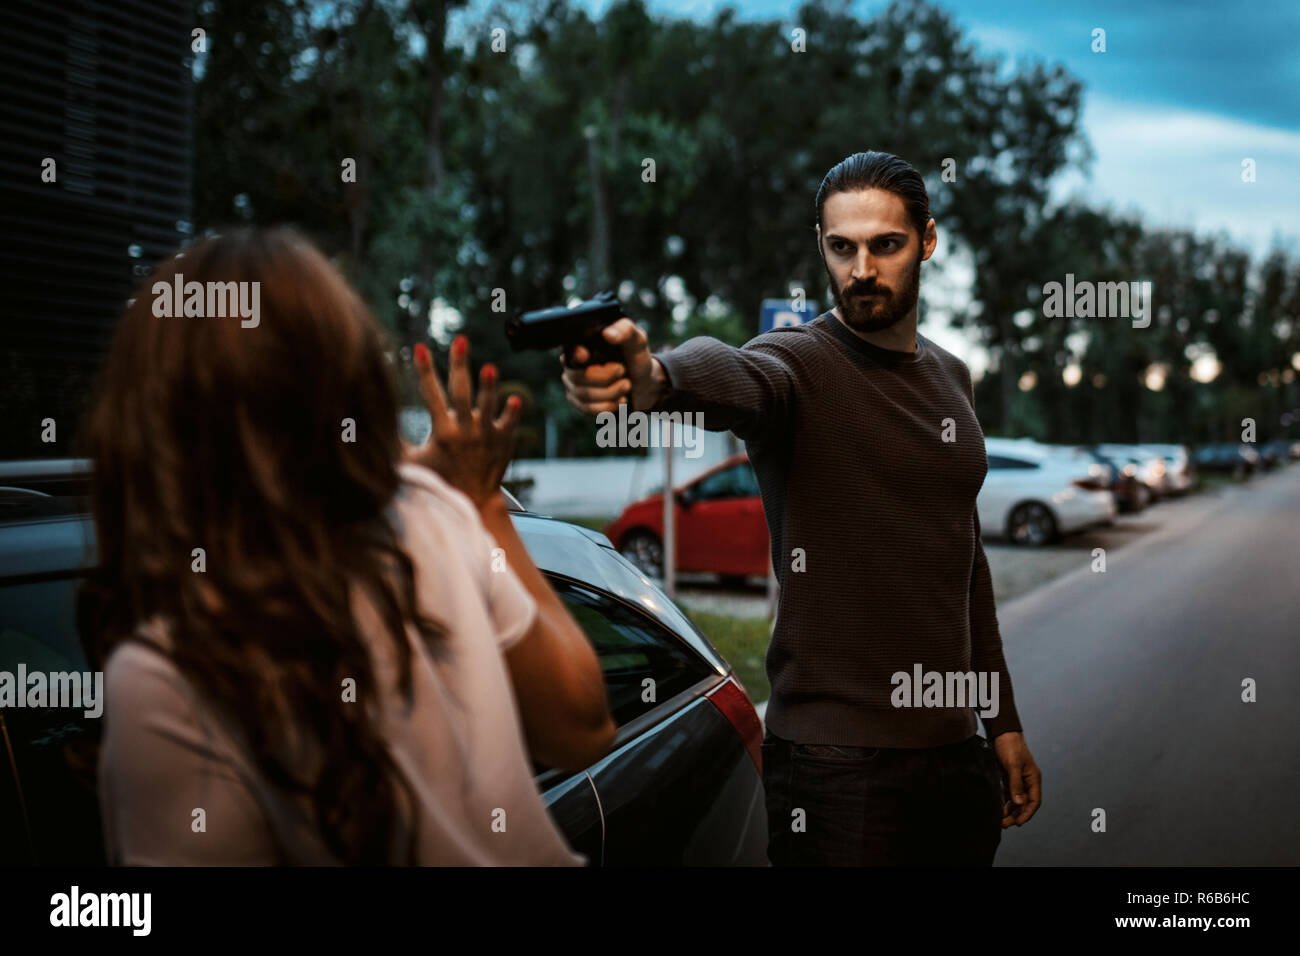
[505,295,623,363]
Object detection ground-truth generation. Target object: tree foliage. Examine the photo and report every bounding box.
[193,0,1300,452]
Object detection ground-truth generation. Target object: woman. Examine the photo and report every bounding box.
[79,226,615,864]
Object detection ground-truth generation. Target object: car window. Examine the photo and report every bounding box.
[734,463,759,497]
[692,464,748,501]
[549,578,714,727]
[0,577,89,675]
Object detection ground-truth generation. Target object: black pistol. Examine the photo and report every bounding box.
[505,290,625,367]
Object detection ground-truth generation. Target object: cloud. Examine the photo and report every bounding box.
[1054,96,1300,257]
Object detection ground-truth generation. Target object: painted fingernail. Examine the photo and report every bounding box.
[453,335,468,358]
[508,395,522,410]
[413,343,430,368]
[482,363,497,383]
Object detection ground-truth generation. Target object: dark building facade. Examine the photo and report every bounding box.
[0,0,194,459]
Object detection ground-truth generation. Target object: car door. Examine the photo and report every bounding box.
[677,463,763,576]
[0,711,33,864]
[979,453,1041,535]
[0,573,105,864]
[535,766,603,866]
[548,577,766,866]
[977,455,1016,533]
[726,461,768,576]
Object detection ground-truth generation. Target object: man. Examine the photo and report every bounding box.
[561,150,1041,865]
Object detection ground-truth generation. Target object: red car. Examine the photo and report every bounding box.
[604,453,770,582]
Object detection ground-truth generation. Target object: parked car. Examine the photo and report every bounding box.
[604,454,769,582]
[1136,444,1194,495]
[1257,439,1299,470]
[1075,446,1150,513]
[1094,444,1168,501]
[0,460,767,866]
[981,438,1117,545]
[1192,443,1259,479]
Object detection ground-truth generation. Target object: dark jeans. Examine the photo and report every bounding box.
[761,730,1005,866]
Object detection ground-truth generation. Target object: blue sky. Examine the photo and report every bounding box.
[562,0,1299,371]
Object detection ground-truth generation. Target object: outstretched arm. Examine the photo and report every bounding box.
[561,318,796,440]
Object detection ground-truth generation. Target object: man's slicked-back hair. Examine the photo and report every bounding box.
[815,151,931,242]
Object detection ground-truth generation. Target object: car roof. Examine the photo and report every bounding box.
[1096,443,1152,455]
[682,452,750,488]
[1130,444,1186,458]
[0,458,91,481]
[0,458,531,514]
[984,437,1045,448]
[983,437,1052,461]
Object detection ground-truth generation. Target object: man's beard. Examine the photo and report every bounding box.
[824,249,922,334]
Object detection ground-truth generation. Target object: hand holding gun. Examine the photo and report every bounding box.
[507,290,672,415]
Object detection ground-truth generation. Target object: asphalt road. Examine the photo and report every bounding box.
[993,466,1300,865]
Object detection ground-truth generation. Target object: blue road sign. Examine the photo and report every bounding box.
[760,298,819,334]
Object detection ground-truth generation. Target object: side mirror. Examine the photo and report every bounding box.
[674,487,692,508]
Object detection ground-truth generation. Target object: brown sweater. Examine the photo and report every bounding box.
[654,312,1022,747]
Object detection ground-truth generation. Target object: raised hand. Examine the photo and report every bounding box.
[406,335,522,510]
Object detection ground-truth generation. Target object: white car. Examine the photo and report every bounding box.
[980,438,1117,546]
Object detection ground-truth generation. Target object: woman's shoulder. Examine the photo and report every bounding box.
[397,462,475,511]
[97,623,232,774]
[100,621,253,771]
[101,621,190,713]
[103,618,173,673]
[389,465,501,593]
[393,463,489,538]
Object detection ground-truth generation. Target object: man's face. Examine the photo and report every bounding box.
[817,188,935,334]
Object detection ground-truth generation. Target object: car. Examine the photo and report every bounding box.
[980,438,1117,545]
[1192,443,1258,479]
[1078,446,1151,513]
[604,454,769,583]
[0,460,767,866]
[1094,448,1149,489]
[1094,444,1168,501]
[1257,439,1299,470]
[1135,444,1194,495]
